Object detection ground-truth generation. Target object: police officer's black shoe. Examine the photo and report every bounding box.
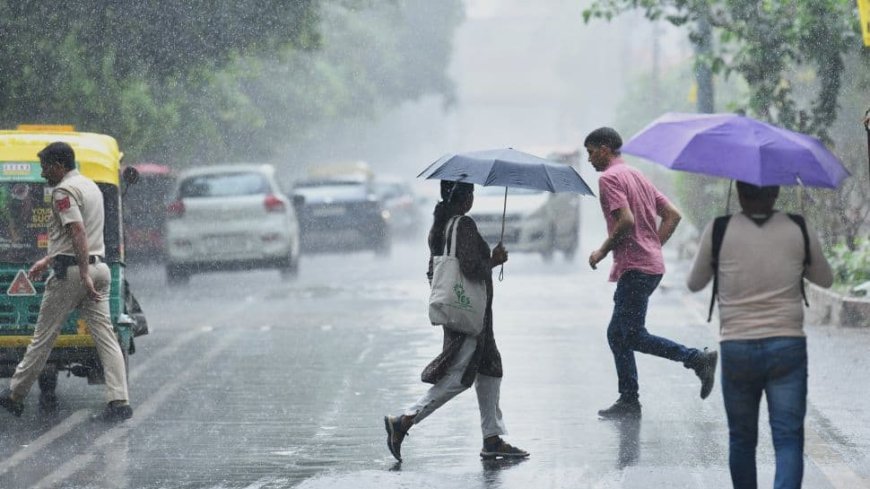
[0,389,24,417]
[92,400,133,422]
[597,397,641,419]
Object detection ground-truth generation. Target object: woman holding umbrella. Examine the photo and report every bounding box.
[383,180,529,462]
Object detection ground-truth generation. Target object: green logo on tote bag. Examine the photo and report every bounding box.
[453,282,472,310]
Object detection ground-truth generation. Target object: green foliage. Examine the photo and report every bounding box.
[0,0,463,163]
[582,0,858,143]
[585,0,869,256]
[827,238,870,289]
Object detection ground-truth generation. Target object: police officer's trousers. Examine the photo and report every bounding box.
[10,262,129,403]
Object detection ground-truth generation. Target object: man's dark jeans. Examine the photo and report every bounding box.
[607,270,699,400]
[721,337,807,489]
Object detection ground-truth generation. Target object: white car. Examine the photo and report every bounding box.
[164,164,301,284]
[469,186,580,261]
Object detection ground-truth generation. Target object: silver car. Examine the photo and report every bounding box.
[469,186,580,261]
[164,164,301,284]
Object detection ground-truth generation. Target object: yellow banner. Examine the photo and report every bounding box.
[860,0,870,47]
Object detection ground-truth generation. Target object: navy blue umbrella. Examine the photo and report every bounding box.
[418,148,595,279]
[418,148,595,194]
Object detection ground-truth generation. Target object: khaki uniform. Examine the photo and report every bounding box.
[10,170,128,403]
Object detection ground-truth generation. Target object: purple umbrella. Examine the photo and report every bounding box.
[622,112,850,188]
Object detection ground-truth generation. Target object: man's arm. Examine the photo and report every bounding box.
[658,201,682,245]
[805,224,833,288]
[66,221,100,300]
[589,207,634,270]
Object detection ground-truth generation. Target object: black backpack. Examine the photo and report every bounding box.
[707,213,811,322]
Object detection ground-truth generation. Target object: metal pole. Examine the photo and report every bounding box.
[864,108,869,183]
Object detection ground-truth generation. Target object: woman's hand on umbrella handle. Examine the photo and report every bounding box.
[492,243,508,266]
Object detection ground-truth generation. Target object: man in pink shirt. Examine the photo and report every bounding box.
[585,127,717,419]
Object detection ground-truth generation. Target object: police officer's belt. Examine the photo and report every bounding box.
[52,254,104,279]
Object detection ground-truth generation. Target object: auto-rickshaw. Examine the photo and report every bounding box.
[123,163,175,260]
[0,125,147,408]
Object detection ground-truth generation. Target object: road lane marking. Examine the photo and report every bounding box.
[0,295,265,475]
[681,291,870,488]
[313,334,374,440]
[0,410,89,476]
[806,425,870,488]
[0,327,205,477]
[32,328,243,488]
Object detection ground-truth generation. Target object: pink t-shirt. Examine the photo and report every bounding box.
[598,158,669,282]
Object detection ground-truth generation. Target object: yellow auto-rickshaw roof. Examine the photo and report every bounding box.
[0,129,122,185]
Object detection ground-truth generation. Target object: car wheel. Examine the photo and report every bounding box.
[279,252,299,280]
[166,264,190,286]
[374,228,391,257]
[541,225,556,262]
[562,225,579,262]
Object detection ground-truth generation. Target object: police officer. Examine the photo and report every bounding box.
[0,141,132,422]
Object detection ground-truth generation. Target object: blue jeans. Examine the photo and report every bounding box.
[721,337,807,489]
[607,270,699,400]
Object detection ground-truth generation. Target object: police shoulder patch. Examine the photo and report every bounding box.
[55,195,71,212]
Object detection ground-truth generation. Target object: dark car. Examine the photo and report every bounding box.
[372,177,421,238]
[292,178,391,255]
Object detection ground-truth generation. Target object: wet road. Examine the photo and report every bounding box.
[1,231,869,488]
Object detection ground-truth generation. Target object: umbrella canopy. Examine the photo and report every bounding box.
[417,148,595,196]
[622,112,850,188]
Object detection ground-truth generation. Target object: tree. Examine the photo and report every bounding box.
[584,0,868,248]
[0,1,464,163]
[583,0,856,142]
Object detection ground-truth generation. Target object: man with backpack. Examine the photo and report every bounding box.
[687,181,833,488]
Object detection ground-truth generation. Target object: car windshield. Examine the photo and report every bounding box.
[293,181,369,200]
[373,182,409,199]
[179,172,269,198]
[476,186,544,196]
[0,182,52,263]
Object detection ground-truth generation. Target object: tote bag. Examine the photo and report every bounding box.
[428,215,486,336]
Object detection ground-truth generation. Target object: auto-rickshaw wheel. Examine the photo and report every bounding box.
[38,364,59,412]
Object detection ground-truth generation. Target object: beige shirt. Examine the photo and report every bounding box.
[687,212,833,341]
[47,169,106,258]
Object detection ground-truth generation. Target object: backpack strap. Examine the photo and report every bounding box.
[708,215,732,322]
[786,213,811,306]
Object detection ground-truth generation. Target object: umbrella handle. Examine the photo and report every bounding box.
[725,180,733,215]
[498,187,507,282]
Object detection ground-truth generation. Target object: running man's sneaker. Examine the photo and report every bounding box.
[480,437,530,460]
[383,415,408,462]
[0,389,24,417]
[597,397,641,419]
[693,348,718,399]
[92,401,133,422]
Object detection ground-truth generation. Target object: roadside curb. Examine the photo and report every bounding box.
[806,282,870,328]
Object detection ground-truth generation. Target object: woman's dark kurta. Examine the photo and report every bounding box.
[423,215,503,387]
